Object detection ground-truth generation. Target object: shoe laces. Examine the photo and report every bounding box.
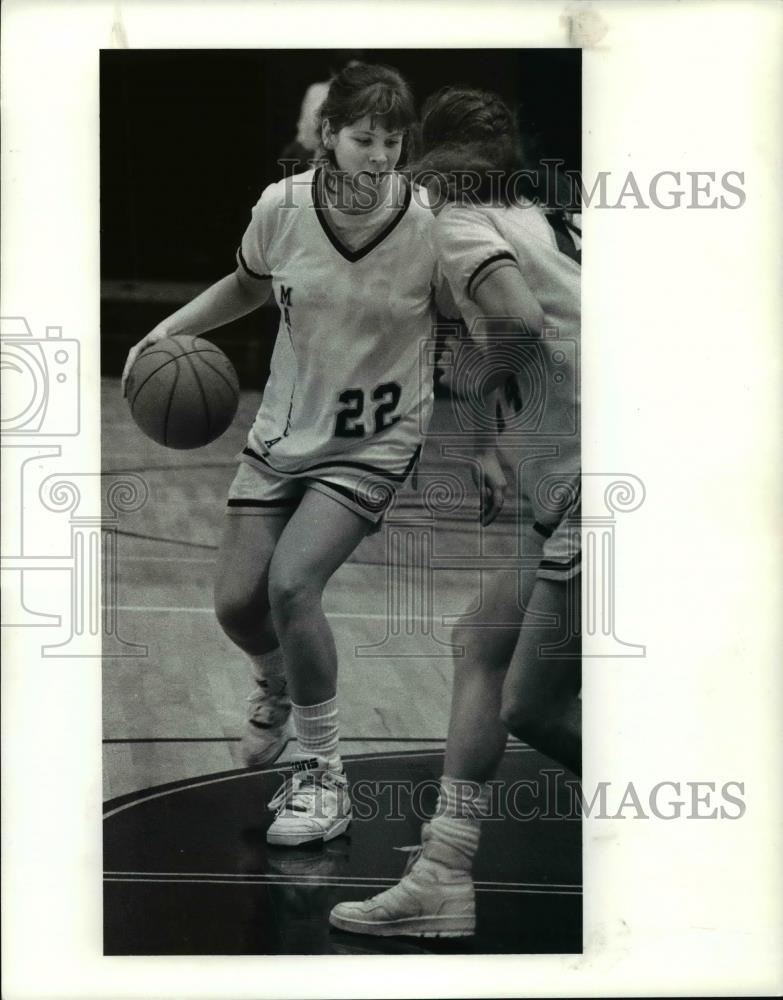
[249,671,288,697]
[394,843,425,878]
[247,684,289,727]
[268,769,345,814]
[247,698,287,727]
[359,844,424,908]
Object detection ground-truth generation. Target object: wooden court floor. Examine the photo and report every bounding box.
[101,376,582,954]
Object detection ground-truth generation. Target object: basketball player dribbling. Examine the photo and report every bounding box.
[122,62,448,847]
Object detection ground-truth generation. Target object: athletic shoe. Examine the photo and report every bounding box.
[266,757,351,847]
[328,823,475,938]
[240,670,291,768]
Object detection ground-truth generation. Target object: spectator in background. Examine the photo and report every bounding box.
[278,81,330,176]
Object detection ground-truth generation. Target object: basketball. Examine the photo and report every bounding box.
[126,334,240,449]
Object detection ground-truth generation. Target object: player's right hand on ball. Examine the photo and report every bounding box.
[122,327,169,397]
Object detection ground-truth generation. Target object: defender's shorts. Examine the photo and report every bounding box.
[492,466,581,583]
[227,455,401,525]
[533,500,581,582]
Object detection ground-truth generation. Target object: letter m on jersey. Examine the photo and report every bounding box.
[279,284,294,332]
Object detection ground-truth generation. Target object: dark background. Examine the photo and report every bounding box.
[100,49,580,382]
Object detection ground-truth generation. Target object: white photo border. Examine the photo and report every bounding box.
[2,1,782,997]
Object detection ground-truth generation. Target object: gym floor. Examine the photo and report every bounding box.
[102,377,582,955]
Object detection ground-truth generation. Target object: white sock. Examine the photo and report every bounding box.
[247,647,287,696]
[428,775,489,861]
[291,696,340,764]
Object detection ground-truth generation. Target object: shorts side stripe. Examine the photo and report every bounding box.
[227,497,298,509]
[310,477,393,513]
[241,443,421,484]
[539,552,581,573]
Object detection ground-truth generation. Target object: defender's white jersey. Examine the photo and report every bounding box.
[237,168,439,481]
[435,201,581,531]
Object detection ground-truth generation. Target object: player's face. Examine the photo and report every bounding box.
[325,115,404,183]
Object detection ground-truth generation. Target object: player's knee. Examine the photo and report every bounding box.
[214,588,260,642]
[451,624,505,671]
[500,695,549,745]
[268,566,322,621]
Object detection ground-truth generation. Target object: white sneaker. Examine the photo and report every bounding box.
[266,757,351,847]
[329,824,475,938]
[240,671,291,768]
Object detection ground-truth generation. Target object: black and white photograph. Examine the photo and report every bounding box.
[2,2,781,998]
[100,47,582,957]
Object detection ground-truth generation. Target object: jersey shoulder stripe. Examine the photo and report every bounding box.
[236,245,271,280]
[466,251,517,298]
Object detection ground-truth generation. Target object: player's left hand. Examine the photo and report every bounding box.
[473,450,507,526]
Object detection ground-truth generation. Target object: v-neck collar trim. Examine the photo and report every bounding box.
[311,166,412,263]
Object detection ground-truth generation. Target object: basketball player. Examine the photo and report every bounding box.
[122,63,445,847]
[330,87,582,937]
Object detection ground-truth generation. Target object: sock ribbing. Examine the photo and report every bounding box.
[429,775,489,859]
[291,696,339,761]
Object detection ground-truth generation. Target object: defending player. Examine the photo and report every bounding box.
[122,63,443,847]
[330,87,582,937]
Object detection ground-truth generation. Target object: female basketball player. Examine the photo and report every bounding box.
[122,62,444,847]
[330,87,582,937]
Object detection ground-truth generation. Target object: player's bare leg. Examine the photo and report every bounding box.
[214,509,291,653]
[330,566,535,937]
[264,488,371,846]
[444,566,536,782]
[214,509,292,766]
[500,575,582,777]
[268,487,371,705]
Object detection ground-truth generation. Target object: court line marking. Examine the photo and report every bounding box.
[119,557,483,572]
[110,606,446,623]
[122,556,219,564]
[102,747,535,820]
[103,737,452,744]
[103,871,581,891]
[102,876,581,896]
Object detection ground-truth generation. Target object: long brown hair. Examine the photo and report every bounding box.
[413,86,539,206]
[317,62,418,168]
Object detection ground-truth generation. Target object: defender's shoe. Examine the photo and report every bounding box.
[240,672,291,768]
[328,824,475,938]
[266,757,351,846]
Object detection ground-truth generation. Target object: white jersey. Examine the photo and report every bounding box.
[237,168,439,482]
[434,201,581,530]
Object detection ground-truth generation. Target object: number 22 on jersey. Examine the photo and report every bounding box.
[334,382,402,438]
